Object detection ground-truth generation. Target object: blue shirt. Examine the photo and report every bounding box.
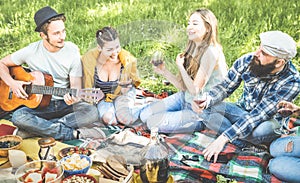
[207,53,300,141]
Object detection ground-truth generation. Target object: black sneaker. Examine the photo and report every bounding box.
[242,144,269,154]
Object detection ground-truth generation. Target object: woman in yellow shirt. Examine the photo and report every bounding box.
[81,27,141,126]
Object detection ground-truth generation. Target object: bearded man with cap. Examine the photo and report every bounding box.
[191,30,300,163]
[0,6,106,141]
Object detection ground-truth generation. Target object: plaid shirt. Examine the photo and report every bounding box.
[207,53,300,141]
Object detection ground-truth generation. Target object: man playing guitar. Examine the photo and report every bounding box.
[0,6,105,141]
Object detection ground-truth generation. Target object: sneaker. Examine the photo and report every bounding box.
[77,127,106,140]
[242,144,269,154]
[15,129,37,139]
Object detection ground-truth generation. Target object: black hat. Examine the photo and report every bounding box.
[34,6,64,32]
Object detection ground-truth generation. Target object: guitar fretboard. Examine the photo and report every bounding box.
[30,85,78,97]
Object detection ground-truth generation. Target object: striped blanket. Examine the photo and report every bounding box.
[164,130,283,183]
[96,124,284,182]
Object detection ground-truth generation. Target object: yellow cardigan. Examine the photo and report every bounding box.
[81,47,141,102]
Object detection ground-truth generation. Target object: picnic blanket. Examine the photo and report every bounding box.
[0,103,285,183]
[164,130,283,183]
[91,124,283,183]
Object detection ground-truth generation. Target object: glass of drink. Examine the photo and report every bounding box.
[274,107,293,135]
[150,50,164,66]
[193,89,207,107]
[118,73,132,88]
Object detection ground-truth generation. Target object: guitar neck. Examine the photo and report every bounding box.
[30,85,78,97]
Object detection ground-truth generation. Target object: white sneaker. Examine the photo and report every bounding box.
[15,129,37,139]
[77,127,106,140]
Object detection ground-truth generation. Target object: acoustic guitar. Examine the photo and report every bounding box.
[0,66,104,111]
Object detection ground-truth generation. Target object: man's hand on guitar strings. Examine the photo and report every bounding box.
[64,93,81,105]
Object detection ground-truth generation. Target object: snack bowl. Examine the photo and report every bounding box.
[58,146,91,159]
[60,154,92,177]
[0,135,22,157]
[62,174,97,183]
[15,160,64,183]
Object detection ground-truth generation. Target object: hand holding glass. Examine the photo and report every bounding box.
[274,107,293,135]
[193,90,207,107]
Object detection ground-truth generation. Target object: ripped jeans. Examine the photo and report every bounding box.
[268,136,300,183]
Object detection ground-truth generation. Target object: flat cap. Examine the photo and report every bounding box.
[259,30,296,60]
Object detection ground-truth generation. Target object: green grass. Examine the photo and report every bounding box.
[0,0,299,104]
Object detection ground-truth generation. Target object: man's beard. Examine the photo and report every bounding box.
[249,56,277,77]
[46,37,64,49]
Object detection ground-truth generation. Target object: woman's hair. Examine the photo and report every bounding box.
[183,8,220,79]
[96,26,119,48]
[40,15,66,35]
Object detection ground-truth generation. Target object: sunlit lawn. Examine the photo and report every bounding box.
[0,0,299,104]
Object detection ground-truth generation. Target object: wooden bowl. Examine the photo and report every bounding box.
[0,135,22,157]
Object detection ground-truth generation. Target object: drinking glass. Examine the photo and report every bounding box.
[193,89,207,107]
[274,107,293,135]
[150,51,164,66]
[118,73,132,88]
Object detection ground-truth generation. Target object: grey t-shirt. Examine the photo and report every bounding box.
[11,40,82,100]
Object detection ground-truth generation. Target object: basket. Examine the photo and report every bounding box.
[0,135,23,157]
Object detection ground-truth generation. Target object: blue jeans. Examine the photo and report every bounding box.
[268,136,300,183]
[98,88,143,126]
[97,100,115,118]
[199,102,279,148]
[114,90,146,126]
[139,92,203,133]
[12,100,99,141]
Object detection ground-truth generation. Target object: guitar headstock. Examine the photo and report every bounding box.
[78,88,104,104]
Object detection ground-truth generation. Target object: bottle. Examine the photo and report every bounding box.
[140,127,169,183]
[38,137,56,161]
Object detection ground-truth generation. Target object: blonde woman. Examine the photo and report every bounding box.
[140,8,228,133]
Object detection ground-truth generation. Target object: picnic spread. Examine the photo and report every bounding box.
[0,88,285,183]
[0,115,284,183]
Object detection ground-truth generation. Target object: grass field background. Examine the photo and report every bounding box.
[0,0,299,104]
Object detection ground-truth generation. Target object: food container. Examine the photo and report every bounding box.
[0,135,22,157]
[60,154,92,177]
[58,146,91,159]
[62,174,97,183]
[15,160,64,183]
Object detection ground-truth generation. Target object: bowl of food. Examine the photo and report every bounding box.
[60,154,92,177]
[15,160,64,183]
[0,135,22,157]
[58,146,91,159]
[62,174,97,183]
